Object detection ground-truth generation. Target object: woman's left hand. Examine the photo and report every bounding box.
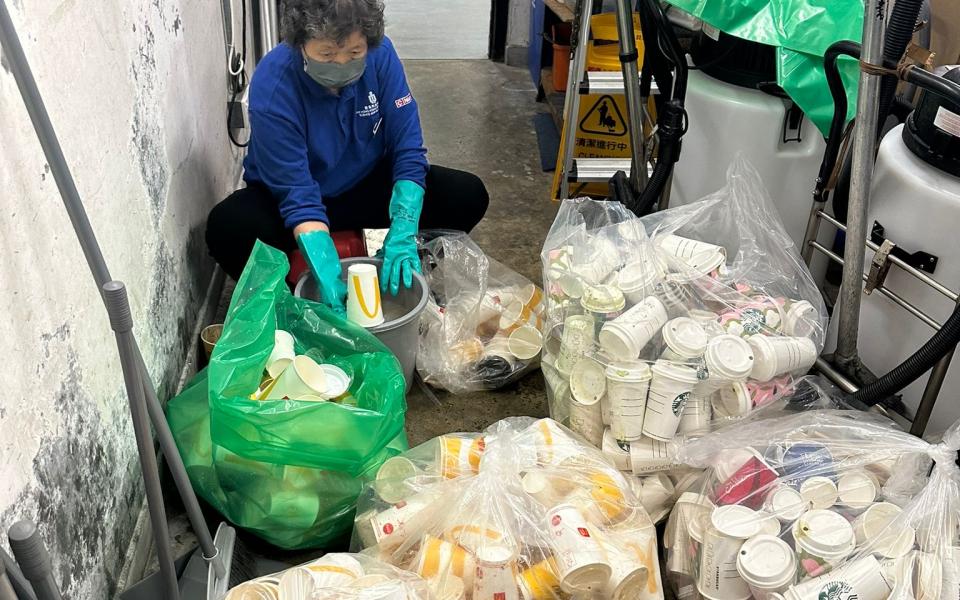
[381,180,424,295]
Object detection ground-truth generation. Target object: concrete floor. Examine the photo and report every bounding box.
[384,0,492,59]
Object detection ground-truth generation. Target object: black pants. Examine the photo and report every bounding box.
[206,161,489,279]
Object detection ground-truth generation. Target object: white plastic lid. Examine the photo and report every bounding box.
[737,535,797,587]
[705,335,754,380]
[712,505,762,539]
[476,544,517,565]
[651,359,700,385]
[376,456,418,481]
[713,447,763,482]
[793,509,855,556]
[570,359,607,404]
[686,249,725,274]
[767,486,805,522]
[716,382,752,417]
[799,476,838,510]
[688,309,721,326]
[564,314,595,334]
[581,284,626,313]
[605,361,653,383]
[618,261,660,291]
[319,364,351,399]
[662,317,708,358]
[756,511,782,537]
[838,470,879,506]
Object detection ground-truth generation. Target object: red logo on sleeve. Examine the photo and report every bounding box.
[394,93,413,108]
[551,515,561,526]
[383,523,395,535]
[578,527,591,537]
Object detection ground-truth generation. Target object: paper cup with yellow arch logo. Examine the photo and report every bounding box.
[346,263,385,327]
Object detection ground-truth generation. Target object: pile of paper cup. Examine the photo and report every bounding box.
[255,339,352,401]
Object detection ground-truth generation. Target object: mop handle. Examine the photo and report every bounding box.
[0,554,21,600]
[7,521,61,600]
[0,548,35,600]
[0,1,225,577]
[103,283,181,600]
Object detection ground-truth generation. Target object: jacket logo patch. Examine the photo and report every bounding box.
[394,93,413,108]
[357,91,379,118]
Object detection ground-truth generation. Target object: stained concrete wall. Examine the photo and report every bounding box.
[506,0,531,66]
[0,0,243,596]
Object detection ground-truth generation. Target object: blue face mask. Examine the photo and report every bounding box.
[302,53,366,89]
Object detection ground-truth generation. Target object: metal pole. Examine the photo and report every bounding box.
[800,199,825,265]
[0,548,35,600]
[911,349,954,436]
[103,282,180,600]
[0,0,226,578]
[559,0,594,200]
[834,0,885,368]
[7,521,62,600]
[614,0,648,192]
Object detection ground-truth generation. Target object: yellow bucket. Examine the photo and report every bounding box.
[590,12,642,44]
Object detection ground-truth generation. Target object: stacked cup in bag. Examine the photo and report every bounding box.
[351,417,666,600]
[220,552,434,599]
[663,407,960,600]
[539,159,828,521]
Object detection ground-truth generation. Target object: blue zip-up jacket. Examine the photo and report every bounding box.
[243,37,428,228]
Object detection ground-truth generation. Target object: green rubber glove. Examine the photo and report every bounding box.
[381,180,423,296]
[297,229,347,317]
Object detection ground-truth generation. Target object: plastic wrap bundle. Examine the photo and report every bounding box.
[418,234,545,393]
[539,158,827,471]
[662,409,960,600]
[351,417,666,600]
[221,552,433,599]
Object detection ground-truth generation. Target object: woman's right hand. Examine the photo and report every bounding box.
[295,225,347,317]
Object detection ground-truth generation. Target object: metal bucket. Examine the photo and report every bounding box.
[294,257,428,392]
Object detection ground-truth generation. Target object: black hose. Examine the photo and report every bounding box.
[876,0,924,138]
[813,41,860,205]
[847,69,960,407]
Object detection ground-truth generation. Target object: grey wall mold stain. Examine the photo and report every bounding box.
[130,19,170,226]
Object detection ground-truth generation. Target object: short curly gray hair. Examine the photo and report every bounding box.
[280,0,385,47]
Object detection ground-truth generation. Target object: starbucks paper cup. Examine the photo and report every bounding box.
[630,437,681,474]
[417,534,475,589]
[747,335,817,382]
[508,325,543,360]
[764,485,805,524]
[264,355,328,400]
[667,493,715,577]
[698,335,755,395]
[346,263,385,327]
[657,278,694,317]
[642,360,699,441]
[836,469,879,510]
[266,329,296,378]
[714,383,752,418]
[557,315,596,372]
[799,476,838,510]
[853,502,903,545]
[783,555,893,600]
[737,534,797,600]
[783,300,820,339]
[698,505,762,600]
[605,361,652,442]
[678,392,713,434]
[472,545,520,600]
[618,260,663,305]
[792,509,856,577]
[599,296,669,361]
[545,504,612,593]
[658,235,727,264]
[602,428,631,471]
[661,317,709,361]
[518,558,562,600]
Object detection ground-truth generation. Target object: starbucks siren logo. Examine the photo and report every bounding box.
[740,308,766,334]
[672,392,690,417]
[696,358,709,381]
[818,581,855,600]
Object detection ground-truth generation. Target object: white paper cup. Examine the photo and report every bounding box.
[698,505,762,600]
[473,545,520,600]
[799,476,838,510]
[557,315,596,372]
[307,553,365,586]
[574,238,622,287]
[678,392,713,434]
[642,360,699,441]
[658,235,727,263]
[699,335,755,395]
[224,581,279,600]
[714,383,752,418]
[792,509,856,577]
[943,547,960,600]
[712,447,764,482]
[747,335,817,382]
[688,309,724,337]
[913,551,943,600]
[630,437,680,474]
[599,296,669,360]
[783,555,893,600]
[836,469,879,510]
[783,300,820,339]
[662,317,709,360]
[346,263,385,327]
[264,355,328,400]
[517,558,562,600]
[569,359,606,445]
[356,489,442,550]
[545,504,612,593]
[266,329,296,378]
[601,535,650,600]
[737,534,796,600]
[602,428,632,471]
[639,473,676,514]
[520,470,564,507]
[667,493,715,577]
[507,325,543,361]
[763,485,805,524]
[605,361,652,442]
[374,456,421,504]
[853,501,903,545]
[618,260,663,305]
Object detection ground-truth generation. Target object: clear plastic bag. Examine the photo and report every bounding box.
[220,552,433,599]
[539,156,828,459]
[417,234,545,393]
[350,417,666,599]
[662,410,959,600]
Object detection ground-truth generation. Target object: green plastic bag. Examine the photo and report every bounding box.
[664,0,864,134]
[167,241,408,549]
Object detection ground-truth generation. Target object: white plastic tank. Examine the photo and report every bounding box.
[672,70,827,251]
[851,123,960,430]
